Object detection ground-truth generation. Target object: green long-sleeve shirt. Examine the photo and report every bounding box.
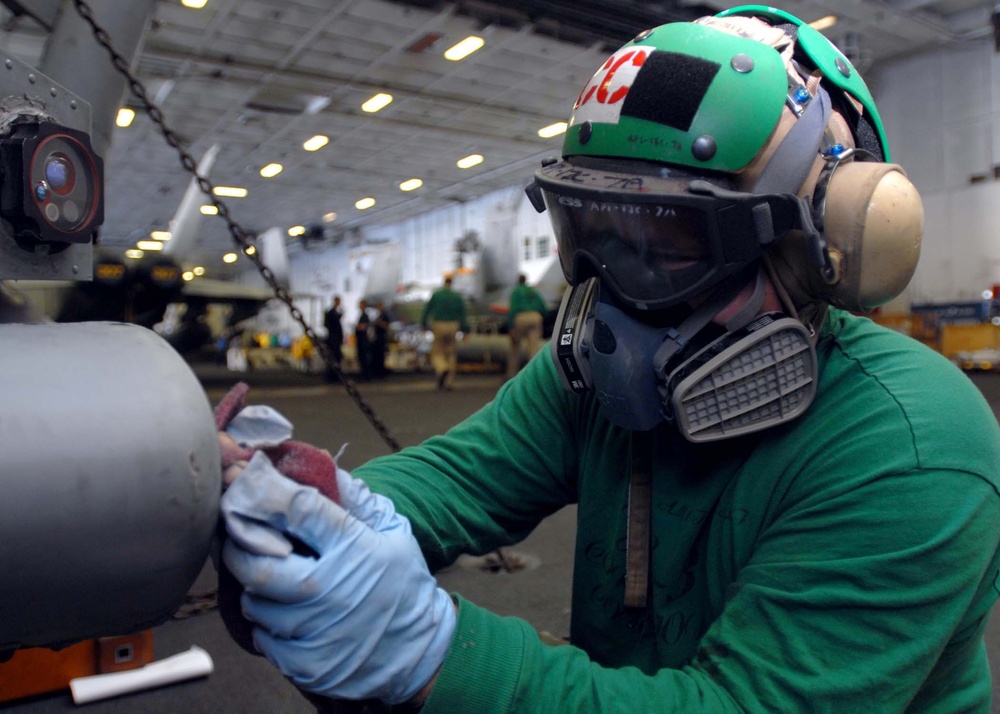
[356,309,1000,713]
[508,284,548,328]
[420,287,469,332]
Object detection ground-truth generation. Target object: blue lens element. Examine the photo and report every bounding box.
[45,158,69,189]
[34,182,48,201]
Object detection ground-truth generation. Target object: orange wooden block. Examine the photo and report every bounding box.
[0,631,153,703]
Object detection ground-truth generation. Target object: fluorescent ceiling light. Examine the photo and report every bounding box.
[399,178,423,191]
[136,240,163,251]
[260,163,283,178]
[361,93,393,113]
[223,252,238,264]
[355,197,376,210]
[213,186,248,198]
[303,135,329,151]
[181,0,208,7]
[444,36,484,61]
[322,211,338,222]
[193,266,205,276]
[457,153,483,169]
[150,230,171,241]
[124,249,144,259]
[288,225,306,237]
[182,271,194,281]
[538,122,568,138]
[115,108,135,128]
[200,205,218,215]
[808,15,837,31]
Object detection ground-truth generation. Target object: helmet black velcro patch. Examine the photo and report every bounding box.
[620,52,721,131]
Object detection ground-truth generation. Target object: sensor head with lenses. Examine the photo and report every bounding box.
[0,121,104,249]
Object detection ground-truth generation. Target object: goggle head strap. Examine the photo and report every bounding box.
[686,181,829,276]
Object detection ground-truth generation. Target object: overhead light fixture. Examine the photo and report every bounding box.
[288,225,306,237]
[457,154,483,169]
[182,271,194,281]
[808,15,837,31]
[213,186,248,198]
[244,245,256,256]
[259,163,283,178]
[444,36,484,61]
[303,134,329,151]
[200,205,218,215]
[223,252,238,264]
[124,249,144,259]
[355,197,376,210]
[150,230,172,241]
[115,108,135,128]
[322,211,338,222]
[538,122,568,139]
[136,240,163,251]
[361,93,393,113]
[181,0,208,7]
[399,178,423,191]
[193,266,205,276]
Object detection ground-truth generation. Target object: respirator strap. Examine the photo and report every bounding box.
[651,271,754,379]
[624,429,654,609]
[622,264,757,608]
[721,267,768,332]
[627,271,758,609]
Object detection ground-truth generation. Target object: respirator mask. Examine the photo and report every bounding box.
[528,158,818,441]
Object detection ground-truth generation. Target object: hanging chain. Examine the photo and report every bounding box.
[72,0,402,453]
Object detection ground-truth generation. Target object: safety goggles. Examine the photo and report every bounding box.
[527,158,815,311]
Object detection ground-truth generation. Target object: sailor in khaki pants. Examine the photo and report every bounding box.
[430,320,461,390]
[421,276,469,390]
[506,274,548,380]
[508,311,544,380]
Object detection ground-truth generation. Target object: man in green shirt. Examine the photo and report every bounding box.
[507,273,549,380]
[218,7,1000,713]
[421,275,470,390]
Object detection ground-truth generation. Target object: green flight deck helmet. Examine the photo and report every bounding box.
[530,6,923,321]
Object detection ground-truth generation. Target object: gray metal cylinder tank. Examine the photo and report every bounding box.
[0,322,220,651]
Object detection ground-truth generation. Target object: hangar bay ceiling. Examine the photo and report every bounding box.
[0,0,994,275]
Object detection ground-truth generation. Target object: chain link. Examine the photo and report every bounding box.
[73,0,402,453]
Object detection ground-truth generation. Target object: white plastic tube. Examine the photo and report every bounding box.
[69,646,214,705]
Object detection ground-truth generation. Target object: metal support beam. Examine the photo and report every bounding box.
[0,0,61,29]
[39,0,156,158]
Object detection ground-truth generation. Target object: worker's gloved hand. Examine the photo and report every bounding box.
[221,459,456,705]
[212,382,342,661]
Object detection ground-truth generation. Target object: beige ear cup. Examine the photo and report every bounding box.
[820,162,924,311]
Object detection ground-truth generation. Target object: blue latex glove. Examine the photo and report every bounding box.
[221,457,456,705]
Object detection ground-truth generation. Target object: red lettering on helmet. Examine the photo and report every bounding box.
[575,47,650,109]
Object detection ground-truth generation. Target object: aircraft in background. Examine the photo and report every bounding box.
[390,229,564,328]
[382,230,565,371]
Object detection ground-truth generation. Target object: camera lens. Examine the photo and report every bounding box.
[46,157,68,188]
[44,153,74,193]
[30,138,91,232]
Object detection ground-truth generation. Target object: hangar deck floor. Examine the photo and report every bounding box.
[4,366,999,713]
